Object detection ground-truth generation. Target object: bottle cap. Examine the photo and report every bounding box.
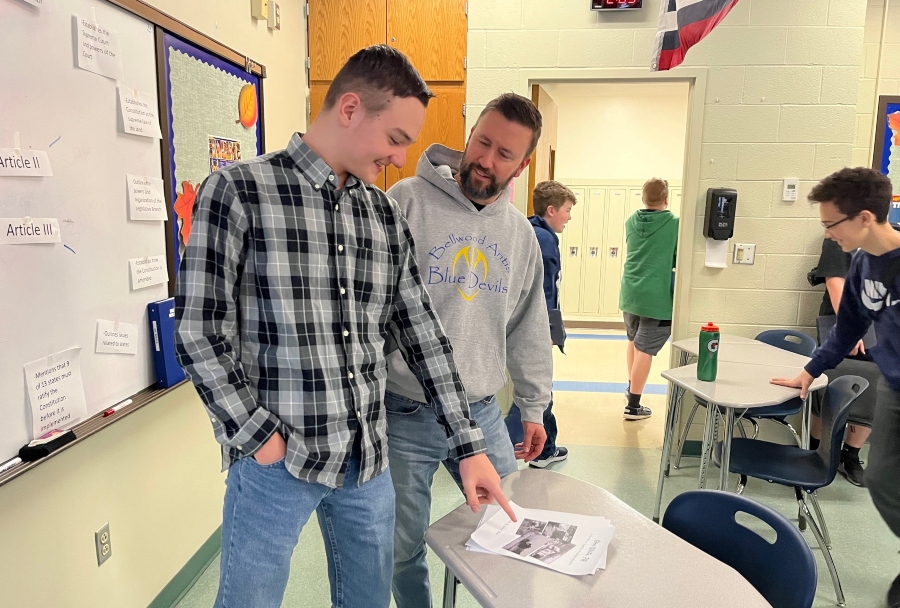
[702,322,720,332]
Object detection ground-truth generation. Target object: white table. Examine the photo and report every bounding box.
[652,336,827,523]
[425,469,772,608]
[672,336,812,368]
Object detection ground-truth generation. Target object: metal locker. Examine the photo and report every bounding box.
[580,188,606,314]
[601,188,628,317]
[669,187,682,217]
[559,187,586,314]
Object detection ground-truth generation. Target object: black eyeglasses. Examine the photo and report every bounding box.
[821,215,854,230]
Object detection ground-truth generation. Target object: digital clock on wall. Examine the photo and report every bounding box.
[591,0,643,9]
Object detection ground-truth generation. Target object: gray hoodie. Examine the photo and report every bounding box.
[385,144,552,424]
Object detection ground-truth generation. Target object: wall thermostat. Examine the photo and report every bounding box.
[782,178,799,202]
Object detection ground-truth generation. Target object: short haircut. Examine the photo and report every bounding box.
[808,167,892,223]
[642,178,669,206]
[533,181,576,217]
[323,45,434,113]
[476,93,543,158]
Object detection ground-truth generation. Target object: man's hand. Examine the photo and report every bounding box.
[253,432,287,464]
[459,453,516,521]
[771,370,816,400]
[850,339,866,357]
[514,422,547,461]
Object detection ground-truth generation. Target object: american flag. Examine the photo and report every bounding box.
[651,0,741,71]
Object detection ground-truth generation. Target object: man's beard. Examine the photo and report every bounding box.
[458,161,513,202]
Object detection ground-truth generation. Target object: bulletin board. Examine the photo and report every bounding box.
[0,0,266,472]
[871,95,900,226]
[162,33,264,274]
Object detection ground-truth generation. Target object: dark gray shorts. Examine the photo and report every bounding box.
[623,312,671,356]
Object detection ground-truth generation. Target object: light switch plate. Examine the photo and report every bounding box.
[782,178,799,202]
[268,1,281,30]
[733,243,756,265]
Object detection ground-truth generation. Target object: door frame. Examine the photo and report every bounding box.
[511,67,708,345]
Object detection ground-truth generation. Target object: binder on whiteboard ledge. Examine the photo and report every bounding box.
[148,298,186,388]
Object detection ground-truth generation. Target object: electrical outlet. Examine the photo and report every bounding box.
[95,522,112,566]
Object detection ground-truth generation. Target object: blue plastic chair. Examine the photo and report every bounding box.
[712,375,869,608]
[741,330,819,443]
[663,490,817,608]
[673,329,817,470]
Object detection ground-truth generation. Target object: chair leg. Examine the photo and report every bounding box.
[748,417,760,440]
[736,474,747,495]
[808,490,832,549]
[673,401,700,469]
[442,566,458,608]
[737,419,747,438]
[781,419,802,447]
[796,488,845,607]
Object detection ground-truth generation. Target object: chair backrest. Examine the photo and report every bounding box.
[755,329,817,356]
[817,375,869,478]
[662,490,817,608]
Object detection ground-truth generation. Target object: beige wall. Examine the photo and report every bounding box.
[0,2,307,605]
[546,81,689,181]
[467,0,867,338]
[150,0,309,147]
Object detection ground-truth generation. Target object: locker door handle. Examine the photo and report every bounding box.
[569,246,579,257]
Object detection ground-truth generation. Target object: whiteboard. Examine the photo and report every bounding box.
[0,0,167,462]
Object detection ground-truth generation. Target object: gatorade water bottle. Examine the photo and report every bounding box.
[698,322,720,381]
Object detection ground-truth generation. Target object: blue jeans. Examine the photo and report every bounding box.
[385,392,518,608]
[505,395,558,460]
[214,437,395,608]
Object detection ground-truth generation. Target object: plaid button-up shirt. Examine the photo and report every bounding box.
[175,133,486,488]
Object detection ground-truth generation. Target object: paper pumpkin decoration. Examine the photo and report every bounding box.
[238,84,258,128]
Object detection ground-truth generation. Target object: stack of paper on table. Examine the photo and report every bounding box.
[466,501,615,576]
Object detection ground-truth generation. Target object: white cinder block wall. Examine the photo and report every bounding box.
[466,0,867,337]
[855,0,900,169]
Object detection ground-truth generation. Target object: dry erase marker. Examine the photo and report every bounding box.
[103,399,133,417]
[0,457,22,475]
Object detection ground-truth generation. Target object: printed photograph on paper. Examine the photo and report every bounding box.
[502,532,551,556]
[544,522,577,543]
[515,519,547,536]
[528,538,577,565]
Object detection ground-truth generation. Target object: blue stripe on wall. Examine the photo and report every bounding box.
[566,333,628,341]
[552,381,668,395]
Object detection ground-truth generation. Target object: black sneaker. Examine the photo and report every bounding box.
[888,571,900,608]
[624,405,652,420]
[529,447,569,468]
[838,452,866,487]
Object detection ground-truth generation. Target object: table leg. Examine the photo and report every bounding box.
[801,393,812,450]
[442,566,458,608]
[653,379,681,523]
[718,407,735,491]
[698,403,717,489]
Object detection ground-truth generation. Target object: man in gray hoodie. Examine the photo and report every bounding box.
[384,93,553,607]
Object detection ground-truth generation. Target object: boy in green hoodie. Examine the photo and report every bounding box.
[620,178,679,420]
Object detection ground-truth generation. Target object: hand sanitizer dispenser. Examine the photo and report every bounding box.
[705,188,738,240]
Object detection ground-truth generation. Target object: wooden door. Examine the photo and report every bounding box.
[384,84,466,189]
[387,0,467,82]
[308,0,387,82]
